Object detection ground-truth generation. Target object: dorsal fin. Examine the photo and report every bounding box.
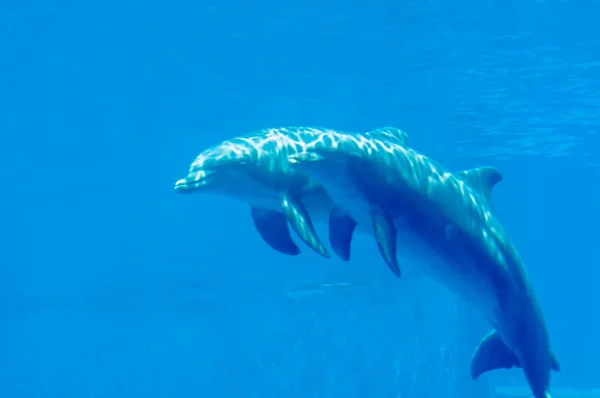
[366,127,409,144]
[457,166,503,201]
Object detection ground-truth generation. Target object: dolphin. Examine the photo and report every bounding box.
[288,130,560,398]
[173,126,408,260]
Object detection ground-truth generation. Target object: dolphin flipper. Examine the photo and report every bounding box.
[251,207,300,256]
[370,206,400,277]
[279,192,330,258]
[471,330,561,380]
[328,206,357,261]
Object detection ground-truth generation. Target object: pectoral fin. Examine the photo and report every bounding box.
[279,192,330,258]
[328,206,357,261]
[251,207,300,256]
[471,330,561,380]
[371,206,400,277]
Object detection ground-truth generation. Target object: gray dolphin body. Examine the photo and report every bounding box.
[288,130,560,398]
[174,126,407,260]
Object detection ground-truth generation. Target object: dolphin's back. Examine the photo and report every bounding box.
[302,131,509,261]
[302,131,528,305]
[360,139,516,270]
[305,132,557,398]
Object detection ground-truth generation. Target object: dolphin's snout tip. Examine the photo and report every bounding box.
[288,151,323,165]
[288,154,300,165]
[174,178,192,193]
[174,178,187,189]
[173,170,216,193]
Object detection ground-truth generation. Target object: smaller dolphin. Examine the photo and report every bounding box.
[288,131,560,398]
[174,126,407,259]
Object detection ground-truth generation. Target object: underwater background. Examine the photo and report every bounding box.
[1,0,599,397]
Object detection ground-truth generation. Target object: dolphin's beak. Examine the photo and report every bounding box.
[288,151,325,165]
[174,169,218,193]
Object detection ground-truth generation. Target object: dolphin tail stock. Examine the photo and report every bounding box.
[278,192,331,259]
[471,330,560,398]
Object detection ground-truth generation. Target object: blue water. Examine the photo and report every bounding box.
[1,0,599,397]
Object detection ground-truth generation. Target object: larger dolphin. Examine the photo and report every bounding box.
[288,130,560,398]
[174,126,407,262]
